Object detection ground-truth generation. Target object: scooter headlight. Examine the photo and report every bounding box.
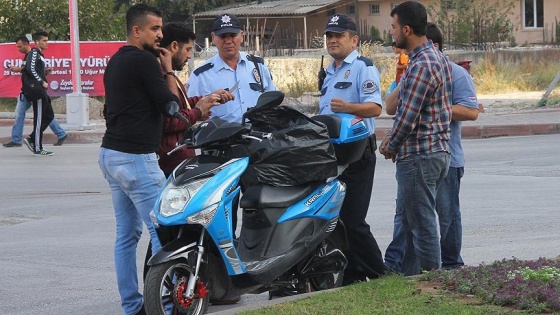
[159,177,209,217]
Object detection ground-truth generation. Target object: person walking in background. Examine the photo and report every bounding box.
[187,13,276,123]
[3,35,67,148]
[319,13,386,285]
[383,23,480,272]
[22,31,56,156]
[98,4,180,315]
[379,1,452,276]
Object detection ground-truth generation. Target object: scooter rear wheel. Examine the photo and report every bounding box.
[144,260,209,315]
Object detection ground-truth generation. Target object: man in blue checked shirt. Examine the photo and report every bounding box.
[380,1,453,276]
[187,13,276,123]
[319,13,386,285]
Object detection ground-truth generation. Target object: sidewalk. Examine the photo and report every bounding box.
[1,108,559,145]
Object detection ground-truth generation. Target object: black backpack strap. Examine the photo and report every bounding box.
[249,54,264,92]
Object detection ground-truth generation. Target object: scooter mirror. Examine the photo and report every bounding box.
[242,91,285,124]
[164,100,191,128]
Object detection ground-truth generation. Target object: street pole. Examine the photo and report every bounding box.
[66,0,93,130]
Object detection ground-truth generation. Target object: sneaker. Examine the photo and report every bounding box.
[54,134,68,146]
[33,149,54,156]
[23,138,35,153]
[3,141,22,147]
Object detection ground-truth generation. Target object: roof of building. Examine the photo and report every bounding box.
[193,0,351,19]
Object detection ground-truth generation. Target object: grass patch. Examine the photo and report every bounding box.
[240,274,512,315]
[471,59,559,94]
[241,257,560,314]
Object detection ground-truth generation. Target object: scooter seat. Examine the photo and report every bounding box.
[240,182,320,209]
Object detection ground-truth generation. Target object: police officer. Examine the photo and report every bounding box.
[187,13,276,123]
[319,14,386,284]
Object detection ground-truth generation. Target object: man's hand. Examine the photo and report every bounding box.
[8,66,22,73]
[379,135,396,162]
[195,89,234,120]
[42,82,48,89]
[330,98,349,113]
[214,88,235,104]
[158,47,173,72]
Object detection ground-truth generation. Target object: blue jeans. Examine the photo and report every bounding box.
[98,148,165,315]
[384,165,464,273]
[437,167,465,269]
[11,93,66,144]
[394,151,450,276]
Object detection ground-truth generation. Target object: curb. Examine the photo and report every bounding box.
[2,119,560,146]
[373,122,560,140]
[207,288,342,315]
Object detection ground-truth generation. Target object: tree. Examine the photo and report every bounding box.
[427,0,516,49]
[0,0,126,42]
[113,0,229,22]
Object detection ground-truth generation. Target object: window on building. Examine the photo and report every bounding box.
[369,3,380,15]
[347,5,356,15]
[523,0,543,28]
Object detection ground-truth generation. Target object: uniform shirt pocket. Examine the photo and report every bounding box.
[334,82,352,89]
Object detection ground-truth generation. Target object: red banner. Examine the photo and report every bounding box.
[0,41,125,98]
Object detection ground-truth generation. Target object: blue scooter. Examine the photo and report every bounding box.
[144,91,370,315]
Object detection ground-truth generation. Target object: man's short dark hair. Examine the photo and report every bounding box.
[426,22,443,51]
[390,1,428,36]
[160,22,196,48]
[126,3,162,36]
[16,35,29,44]
[32,31,49,41]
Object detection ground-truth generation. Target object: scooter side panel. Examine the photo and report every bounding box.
[278,180,346,223]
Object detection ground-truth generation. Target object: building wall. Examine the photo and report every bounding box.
[343,0,558,45]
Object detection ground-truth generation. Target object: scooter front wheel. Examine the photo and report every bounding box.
[144,260,210,315]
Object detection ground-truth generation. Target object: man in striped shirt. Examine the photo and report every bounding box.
[380,1,452,276]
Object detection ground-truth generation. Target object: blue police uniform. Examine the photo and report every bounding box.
[187,52,276,123]
[319,49,382,135]
[319,48,387,283]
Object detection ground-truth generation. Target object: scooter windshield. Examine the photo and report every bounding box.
[192,118,249,148]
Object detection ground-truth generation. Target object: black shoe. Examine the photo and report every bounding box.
[23,138,34,153]
[54,134,68,146]
[3,141,22,147]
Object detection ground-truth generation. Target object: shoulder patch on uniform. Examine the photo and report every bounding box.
[362,80,378,94]
[193,63,214,76]
[357,56,373,67]
[246,54,264,64]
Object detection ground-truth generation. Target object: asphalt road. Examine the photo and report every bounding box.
[0,134,559,315]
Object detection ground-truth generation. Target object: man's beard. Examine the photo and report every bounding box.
[143,43,160,56]
[172,56,186,71]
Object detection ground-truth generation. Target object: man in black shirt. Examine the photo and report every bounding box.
[97,4,179,315]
